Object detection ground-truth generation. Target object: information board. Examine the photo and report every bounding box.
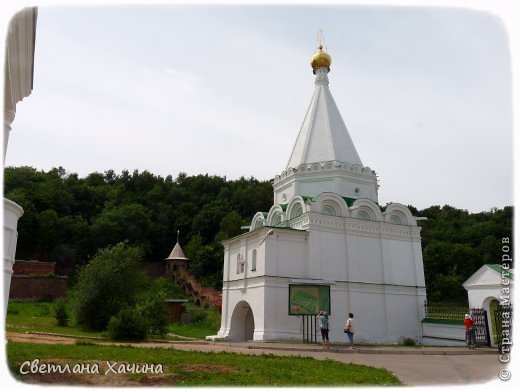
[288,284,330,315]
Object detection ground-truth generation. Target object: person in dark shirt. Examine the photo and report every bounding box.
[317,310,330,350]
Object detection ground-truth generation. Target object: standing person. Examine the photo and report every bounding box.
[464,313,476,349]
[317,310,330,350]
[344,312,356,349]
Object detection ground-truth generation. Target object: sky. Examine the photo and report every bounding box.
[2,1,515,213]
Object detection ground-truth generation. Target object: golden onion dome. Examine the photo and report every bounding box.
[311,44,332,72]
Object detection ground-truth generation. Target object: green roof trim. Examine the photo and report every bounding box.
[277,194,383,210]
[486,264,513,280]
[303,194,381,208]
[341,197,356,207]
[422,318,464,325]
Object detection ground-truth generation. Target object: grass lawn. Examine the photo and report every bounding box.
[168,307,220,339]
[7,300,218,341]
[6,301,104,338]
[167,322,217,339]
[7,342,402,386]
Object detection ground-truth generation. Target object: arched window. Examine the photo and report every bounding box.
[390,215,403,225]
[251,249,257,271]
[253,218,264,230]
[357,210,372,221]
[271,213,282,226]
[290,203,303,220]
[323,204,337,216]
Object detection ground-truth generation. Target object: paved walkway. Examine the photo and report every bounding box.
[172,341,504,386]
[8,332,507,386]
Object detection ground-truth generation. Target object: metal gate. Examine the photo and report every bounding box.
[470,308,491,347]
[493,304,512,352]
[302,315,318,343]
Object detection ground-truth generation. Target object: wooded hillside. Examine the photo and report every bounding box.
[4,166,513,300]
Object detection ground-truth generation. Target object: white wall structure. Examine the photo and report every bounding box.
[3,7,37,316]
[421,320,466,346]
[463,264,513,347]
[217,42,427,344]
[463,264,514,309]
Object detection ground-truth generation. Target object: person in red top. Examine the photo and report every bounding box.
[464,313,477,349]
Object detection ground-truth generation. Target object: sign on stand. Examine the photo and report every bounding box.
[289,284,331,343]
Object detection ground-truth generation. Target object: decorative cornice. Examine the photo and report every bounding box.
[274,160,377,185]
[286,212,422,240]
[223,275,426,290]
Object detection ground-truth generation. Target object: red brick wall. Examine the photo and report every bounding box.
[13,260,56,275]
[9,275,67,300]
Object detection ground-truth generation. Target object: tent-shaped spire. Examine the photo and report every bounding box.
[165,230,189,261]
[286,43,363,169]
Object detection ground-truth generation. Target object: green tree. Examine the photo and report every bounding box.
[185,235,224,289]
[137,284,169,336]
[215,210,244,242]
[89,204,153,256]
[74,242,145,331]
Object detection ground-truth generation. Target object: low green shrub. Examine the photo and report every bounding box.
[403,337,416,346]
[137,294,169,336]
[107,307,148,341]
[54,299,69,326]
[191,310,207,323]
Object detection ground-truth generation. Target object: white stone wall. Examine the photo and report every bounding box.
[464,265,514,309]
[467,288,503,309]
[422,321,466,346]
[273,163,379,205]
[219,211,426,344]
[219,276,425,343]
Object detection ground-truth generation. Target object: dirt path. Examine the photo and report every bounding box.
[7,332,77,345]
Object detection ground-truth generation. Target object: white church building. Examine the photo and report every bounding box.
[217,42,426,344]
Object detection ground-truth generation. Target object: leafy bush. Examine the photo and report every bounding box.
[137,283,169,336]
[191,310,208,324]
[54,299,69,326]
[107,306,148,341]
[403,338,416,346]
[189,308,220,327]
[73,242,145,331]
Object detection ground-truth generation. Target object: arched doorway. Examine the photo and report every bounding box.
[485,298,500,346]
[228,301,255,341]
